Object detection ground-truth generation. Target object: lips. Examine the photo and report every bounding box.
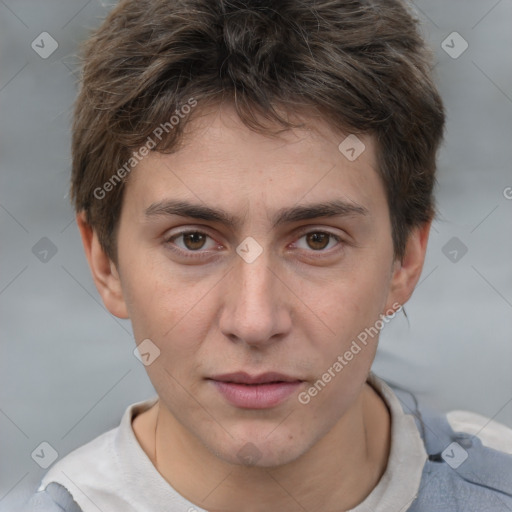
[207,372,304,409]
[209,371,302,385]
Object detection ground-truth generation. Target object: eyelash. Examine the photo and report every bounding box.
[164,229,344,260]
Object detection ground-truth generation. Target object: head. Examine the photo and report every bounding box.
[73,0,444,467]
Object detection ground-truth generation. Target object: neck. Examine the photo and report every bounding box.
[134,382,390,512]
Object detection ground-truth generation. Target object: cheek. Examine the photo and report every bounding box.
[309,255,392,382]
[299,292,381,417]
[323,262,390,331]
[123,264,218,377]
[119,248,188,334]
[127,277,212,405]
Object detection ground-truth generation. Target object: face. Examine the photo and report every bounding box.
[87,104,421,468]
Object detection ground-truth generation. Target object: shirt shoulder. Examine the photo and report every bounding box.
[30,397,167,512]
[387,381,512,511]
[446,409,512,454]
[21,482,82,512]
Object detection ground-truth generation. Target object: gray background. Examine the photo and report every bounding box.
[1,0,511,510]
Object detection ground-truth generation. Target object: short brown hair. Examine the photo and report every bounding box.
[71,0,445,262]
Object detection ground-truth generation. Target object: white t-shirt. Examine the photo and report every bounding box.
[35,373,512,512]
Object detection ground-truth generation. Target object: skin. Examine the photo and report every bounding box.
[78,103,431,512]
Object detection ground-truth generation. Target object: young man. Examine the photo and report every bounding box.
[23,0,512,511]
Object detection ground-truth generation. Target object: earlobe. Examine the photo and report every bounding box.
[76,212,129,319]
[384,220,432,312]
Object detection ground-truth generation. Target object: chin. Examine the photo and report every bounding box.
[208,428,312,469]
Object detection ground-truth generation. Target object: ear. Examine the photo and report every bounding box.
[76,211,129,319]
[383,220,432,313]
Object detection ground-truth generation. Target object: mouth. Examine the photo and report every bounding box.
[207,372,304,409]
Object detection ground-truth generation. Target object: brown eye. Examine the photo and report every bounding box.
[306,232,330,250]
[165,230,222,260]
[182,232,207,250]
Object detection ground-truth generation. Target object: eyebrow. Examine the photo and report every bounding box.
[144,198,369,229]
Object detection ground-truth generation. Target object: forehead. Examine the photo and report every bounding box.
[123,103,385,219]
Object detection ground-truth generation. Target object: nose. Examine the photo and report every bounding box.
[218,248,292,348]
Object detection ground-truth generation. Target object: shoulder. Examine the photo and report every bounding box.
[21,428,116,512]
[21,482,82,512]
[27,398,158,512]
[445,409,512,454]
[41,423,119,487]
[386,380,512,510]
